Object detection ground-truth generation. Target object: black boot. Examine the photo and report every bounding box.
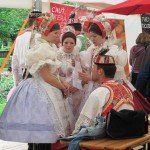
[34,143,51,150]
[28,143,33,150]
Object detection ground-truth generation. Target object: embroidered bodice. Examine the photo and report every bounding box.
[57,48,80,82]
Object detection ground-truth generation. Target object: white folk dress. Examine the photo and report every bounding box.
[57,48,84,123]
[0,38,74,143]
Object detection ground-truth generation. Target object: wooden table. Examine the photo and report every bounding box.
[61,126,150,150]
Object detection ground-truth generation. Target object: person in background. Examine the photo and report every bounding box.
[74,55,134,133]
[136,44,150,102]
[78,16,93,52]
[67,12,90,53]
[129,32,150,86]
[0,13,73,150]
[12,11,42,86]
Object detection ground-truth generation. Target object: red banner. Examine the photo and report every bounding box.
[50,2,96,28]
[50,2,74,28]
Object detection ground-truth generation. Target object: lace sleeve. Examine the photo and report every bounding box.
[73,114,95,134]
[12,55,21,86]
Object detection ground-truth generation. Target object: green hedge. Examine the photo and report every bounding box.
[0,74,14,115]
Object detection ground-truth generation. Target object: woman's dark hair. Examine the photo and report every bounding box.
[28,18,36,27]
[69,23,82,31]
[89,23,103,36]
[28,11,42,27]
[62,32,76,45]
[50,23,60,32]
[95,64,117,78]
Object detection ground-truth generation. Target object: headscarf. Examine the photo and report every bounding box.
[39,13,60,36]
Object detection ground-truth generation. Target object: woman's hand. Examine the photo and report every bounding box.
[61,87,69,98]
[69,86,78,93]
[60,80,71,97]
[61,80,70,89]
[78,72,92,84]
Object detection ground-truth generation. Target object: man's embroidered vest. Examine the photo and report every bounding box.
[101,81,134,117]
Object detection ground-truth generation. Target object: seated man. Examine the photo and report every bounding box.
[74,55,134,133]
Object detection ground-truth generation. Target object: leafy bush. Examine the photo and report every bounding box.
[1,47,10,51]
[0,73,14,114]
[0,58,4,65]
[0,57,12,69]
[0,8,29,42]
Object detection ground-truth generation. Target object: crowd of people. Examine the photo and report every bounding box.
[0,11,149,150]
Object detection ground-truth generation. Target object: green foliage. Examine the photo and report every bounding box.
[0,46,10,51]
[0,58,4,65]
[63,0,79,7]
[0,8,29,42]
[0,74,14,102]
[0,74,14,114]
[0,57,11,69]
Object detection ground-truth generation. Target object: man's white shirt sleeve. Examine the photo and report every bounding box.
[80,87,110,120]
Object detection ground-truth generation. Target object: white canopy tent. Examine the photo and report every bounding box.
[0,0,126,10]
[0,0,33,9]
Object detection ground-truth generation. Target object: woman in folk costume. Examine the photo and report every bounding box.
[80,14,128,82]
[0,13,74,150]
[67,12,91,53]
[78,18,108,111]
[79,15,128,108]
[74,55,134,133]
[96,15,128,81]
[57,31,84,123]
[78,13,95,51]
[60,25,76,49]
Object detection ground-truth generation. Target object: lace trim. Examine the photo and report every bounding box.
[31,79,66,137]
[73,114,95,134]
[12,55,22,86]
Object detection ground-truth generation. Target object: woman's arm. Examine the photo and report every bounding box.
[12,55,21,86]
[39,64,66,90]
[78,71,92,84]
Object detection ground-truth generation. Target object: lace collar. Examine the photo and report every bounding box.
[59,47,76,58]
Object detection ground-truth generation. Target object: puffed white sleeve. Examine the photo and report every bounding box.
[25,43,61,75]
